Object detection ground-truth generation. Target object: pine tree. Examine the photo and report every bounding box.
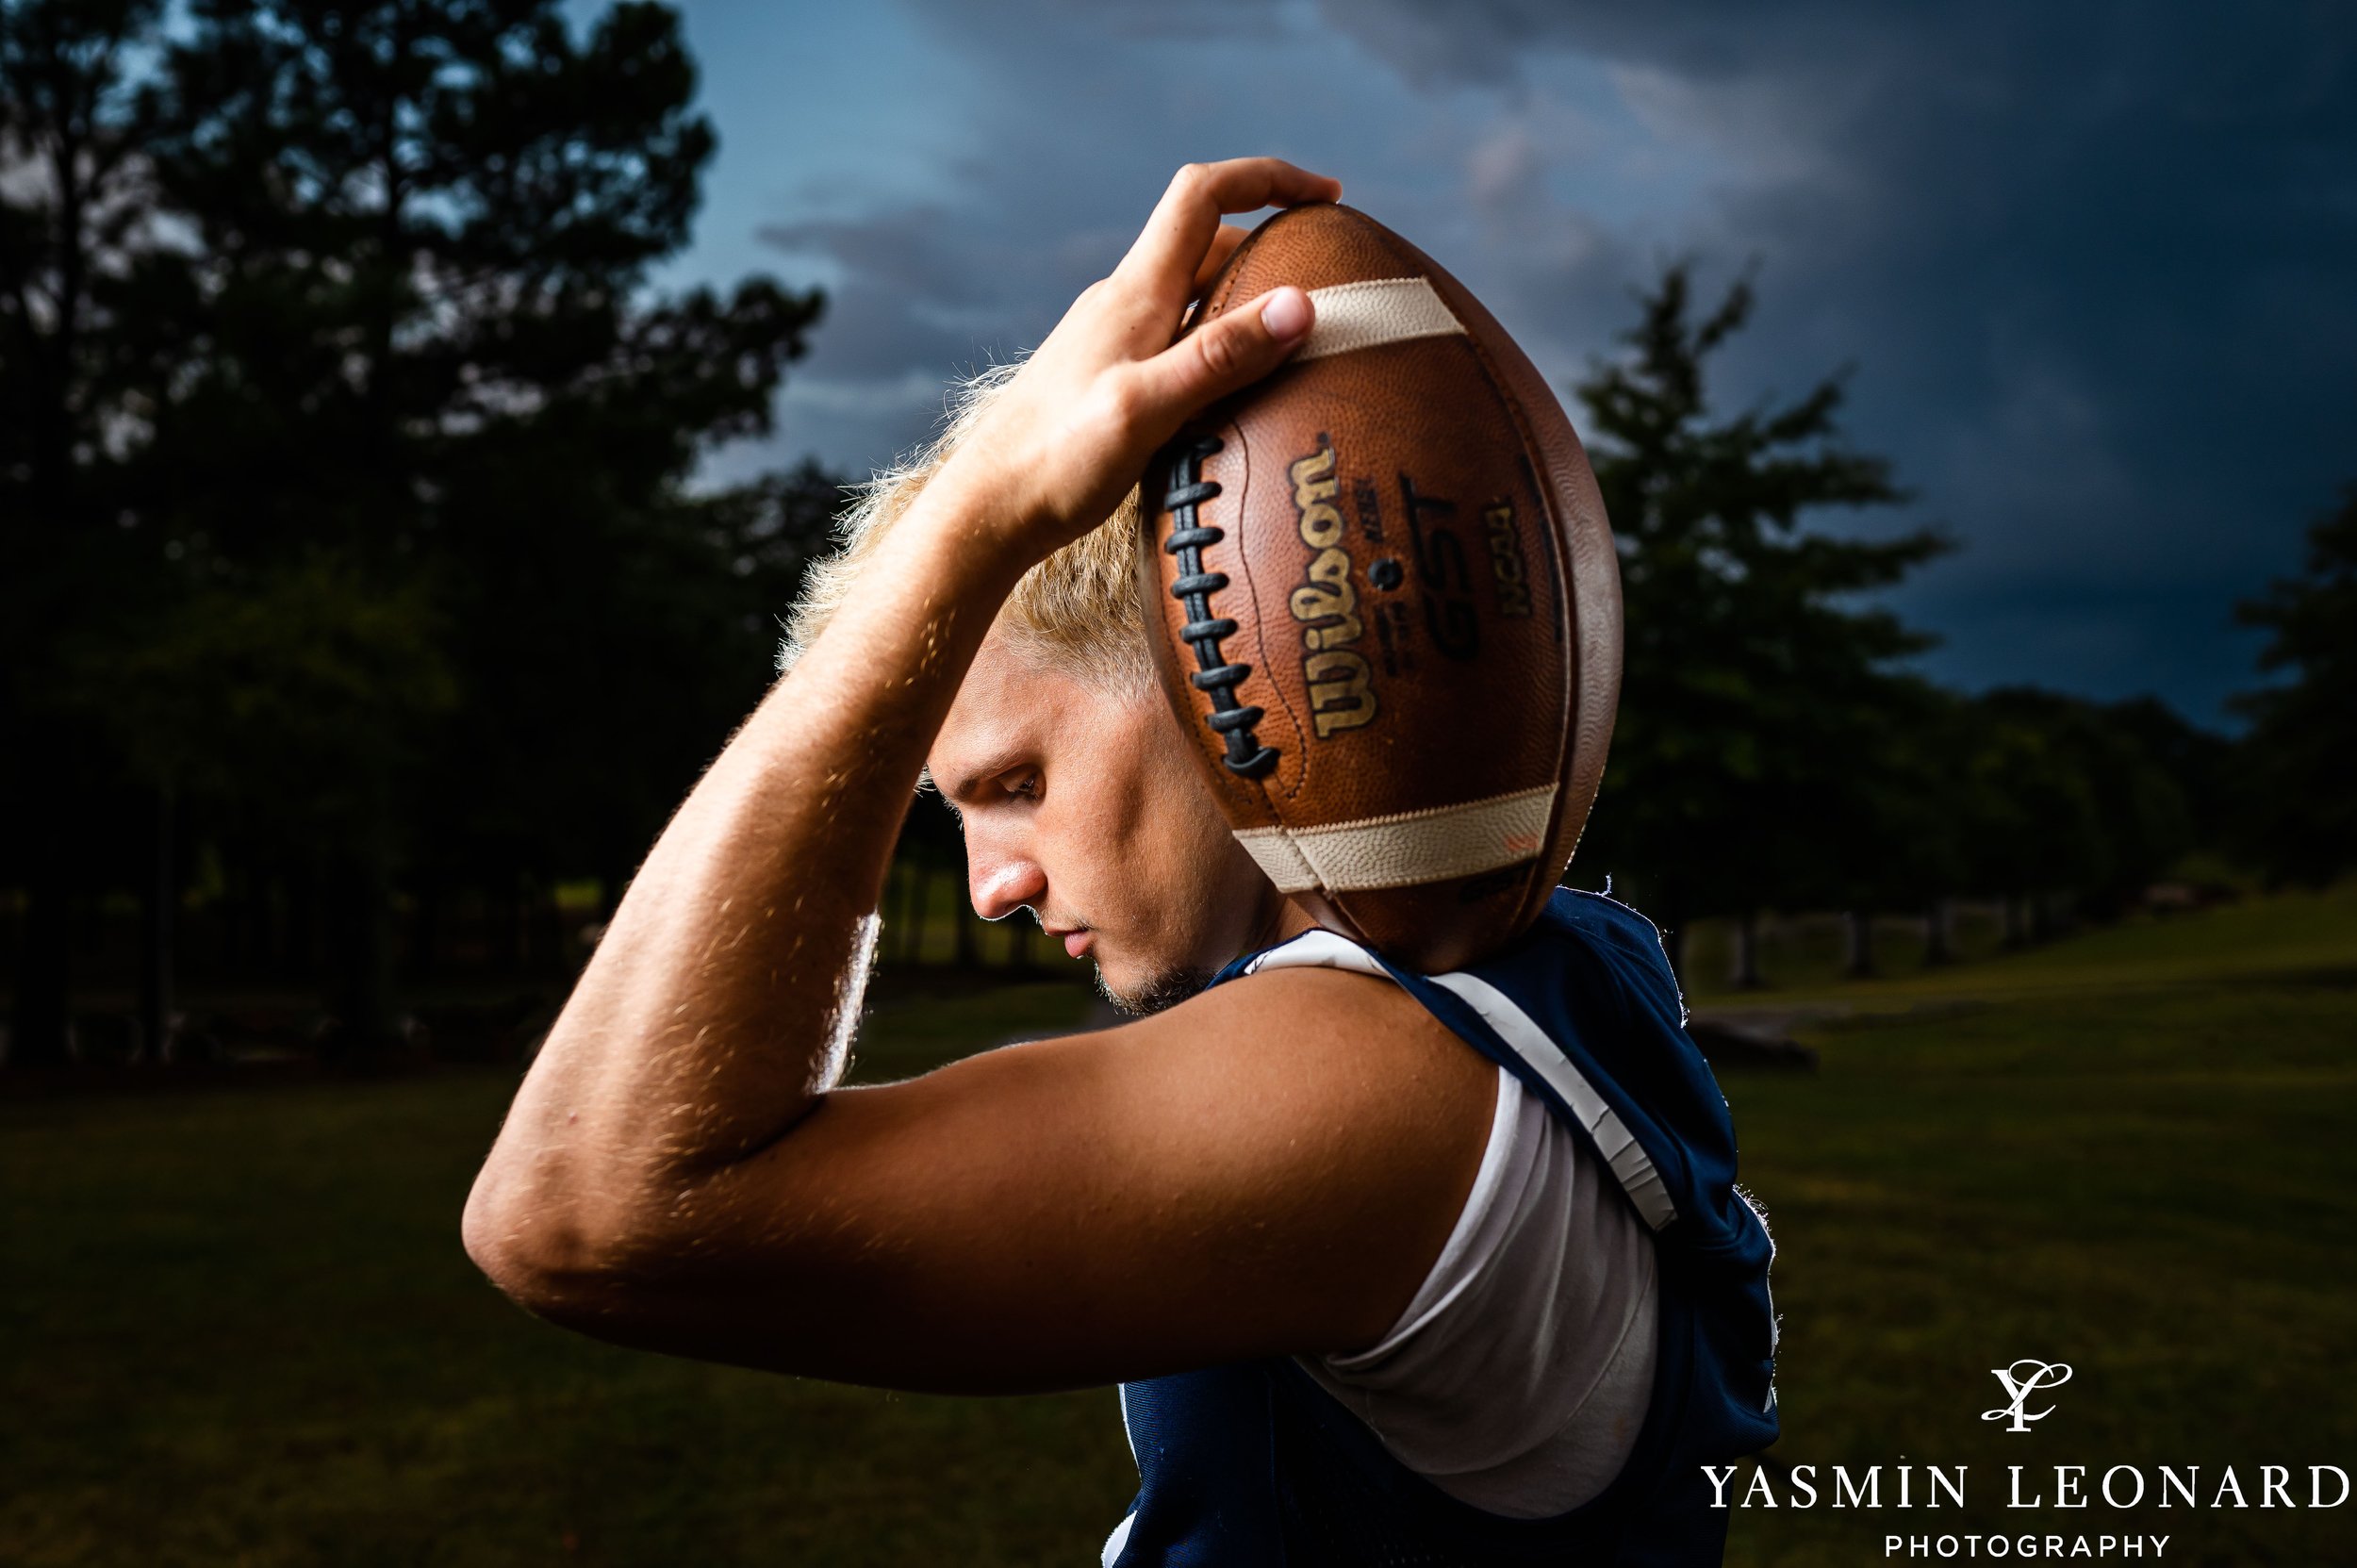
[1571,266,1949,973]
[122,0,826,1048]
[5,0,829,1061]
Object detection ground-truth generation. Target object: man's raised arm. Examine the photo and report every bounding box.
[460,160,1337,1312]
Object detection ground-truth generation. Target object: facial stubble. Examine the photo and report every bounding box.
[1096,959,1216,1019]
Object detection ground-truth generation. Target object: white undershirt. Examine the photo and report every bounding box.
[1296,1063,1659,1518]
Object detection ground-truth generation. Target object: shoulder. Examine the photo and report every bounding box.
[1092,961,1497,1142]
[1053,961,1498,1349]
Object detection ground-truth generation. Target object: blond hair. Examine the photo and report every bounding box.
[778,360,1154,689]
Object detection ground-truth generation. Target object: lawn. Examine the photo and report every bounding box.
[5,891,2353,1566]
[1712,888,2357,1566]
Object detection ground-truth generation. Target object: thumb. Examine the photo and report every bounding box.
[1130,285,1315,423]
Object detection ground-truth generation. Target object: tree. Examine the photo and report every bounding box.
[411,459,845,921]
[1,0,178,1065]
[1571,265,1949,977]
[2233,485,2357,886]
[2105,696,2232,864]
[1816,675,1967,972]
[120,0,827,1048]
[1931,688,2200,946]
[3,0,831,1065]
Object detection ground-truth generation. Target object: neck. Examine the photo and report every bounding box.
[1243,892,1325,955]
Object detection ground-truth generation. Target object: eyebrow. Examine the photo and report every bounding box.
[941,743,1030,806]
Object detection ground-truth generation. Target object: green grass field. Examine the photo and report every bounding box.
[6,891,2354,1566]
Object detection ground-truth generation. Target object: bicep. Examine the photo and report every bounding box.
[543,971,1494,1395]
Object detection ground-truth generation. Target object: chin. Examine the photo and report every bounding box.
[1095,956,1215,1019]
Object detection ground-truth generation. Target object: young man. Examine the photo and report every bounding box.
[464,157,1777,1564]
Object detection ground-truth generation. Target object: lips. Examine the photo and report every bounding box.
[1042,922,1094,961]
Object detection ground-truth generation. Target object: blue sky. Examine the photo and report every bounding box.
[608,0,2355,727]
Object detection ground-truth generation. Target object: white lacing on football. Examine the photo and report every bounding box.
[1232,783,1556,895]
[1296,277,1466,362]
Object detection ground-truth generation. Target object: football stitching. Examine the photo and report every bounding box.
[1157,433,1278,780]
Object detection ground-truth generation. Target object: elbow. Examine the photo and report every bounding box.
[460,1161,560,1311]
[461,1158,635,1325]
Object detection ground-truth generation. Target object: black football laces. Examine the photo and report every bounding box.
[1158,434,1278,779]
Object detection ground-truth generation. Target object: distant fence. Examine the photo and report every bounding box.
[0,868,2233,1070]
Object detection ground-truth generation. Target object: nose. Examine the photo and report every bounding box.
[965,824,1047,924]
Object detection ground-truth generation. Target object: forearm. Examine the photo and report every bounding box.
[464,156,1336,1303]
[468,473,1027,1248]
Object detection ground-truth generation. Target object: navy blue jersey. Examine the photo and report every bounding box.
[1103,888,1778,1566]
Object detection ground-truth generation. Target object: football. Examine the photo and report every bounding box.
[1139,203,1622,973]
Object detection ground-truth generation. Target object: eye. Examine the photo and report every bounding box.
[1001,767,1042,801]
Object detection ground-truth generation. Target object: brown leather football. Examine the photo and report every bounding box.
[1138,203,1622,973]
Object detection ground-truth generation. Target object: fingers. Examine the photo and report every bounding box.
[1118,158,1342,298]
[1191,224,1251,298]
[1123,286,1314,431]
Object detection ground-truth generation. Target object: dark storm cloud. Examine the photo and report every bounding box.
[752,198,1139,474]
[748,0,1445,470]
[732,0,2353,718]
[754,0,1615,472]
[1303,0,2357,716]
[759,206,1110,377]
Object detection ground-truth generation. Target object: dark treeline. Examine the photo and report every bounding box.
[1,0,838,1065]
[5,0,2350,1068]
[1568,267,2256,980]
[1573,265,2354,976]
